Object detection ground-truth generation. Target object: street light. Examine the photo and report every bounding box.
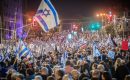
[96,14,99,17]
[103,13,106,16]
[26,18,32,24]
[100,13,103,16]
[96,13,106,17]
[28,18,32,22]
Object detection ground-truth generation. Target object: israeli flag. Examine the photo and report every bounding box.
[4,53,11,62]
[35,0,60,32]
[18,39,32,59]
[108,50,115,59]
[61,51,68,68]
[93,42,101,57]
[1,46,11,62]
[107,35,117,47]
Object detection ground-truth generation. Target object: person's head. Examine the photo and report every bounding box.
[53,66,61,75]
[121,60,126,65]
[116,58,122,64]
[66,60,72,67]
[91,69,100,79]
[114,58,122,70]
[26,68,34,76]
[71,69,80,80]
[55,69,65,80]
[15,73,25,80]
[79,73,89,80]
[34,75,43,80]
[34,67,40,73]
[125,75,130,80]
[47,76,56,80]
[101,71,112,80]
[6,69,17,80]
[92,63,98,70]
[40,67,48,75]
[11,73,18,80]
[97,64,105,72]
[62,74,70,80]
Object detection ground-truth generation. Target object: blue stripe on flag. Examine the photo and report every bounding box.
[37,15,49,31]
[24,51,30,57]
[19,48,28,57]
[37,10,43,14]
[44,0,58,26]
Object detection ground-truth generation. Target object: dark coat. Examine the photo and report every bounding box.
[115,62,130,80]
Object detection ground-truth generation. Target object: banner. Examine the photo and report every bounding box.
[121,39,128,51]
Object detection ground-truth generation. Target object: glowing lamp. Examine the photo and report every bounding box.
[96,14,99,17]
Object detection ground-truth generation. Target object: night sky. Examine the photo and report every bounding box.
[25,0,130,19]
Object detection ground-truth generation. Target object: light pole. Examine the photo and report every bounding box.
[0,28,2,43]
[96,13,106,38]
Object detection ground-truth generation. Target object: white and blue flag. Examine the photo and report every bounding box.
[108,50,115,59]
[2,46,11,62]
[18,39,32,59]
[61,51,68,68]
[107,34,117,47]
[35,0,60,32]
[93,42,101,57]
[3,52,10,62]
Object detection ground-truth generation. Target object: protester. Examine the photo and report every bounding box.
[34,75,43,80]
[101,71,112,80]
[0,30,130,80]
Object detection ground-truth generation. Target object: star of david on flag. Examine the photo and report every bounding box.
[34,0,60,32]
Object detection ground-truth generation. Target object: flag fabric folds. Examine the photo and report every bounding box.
[93,42,101,57]
[17,39,32,59]
[108,50,115,59]
[3,52,10,62]
[107,35,117,47]
[35,0,60,32]
[61,51,68,68]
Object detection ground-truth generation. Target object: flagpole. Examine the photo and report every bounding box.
[123,12,126,39]
[0,28,2,44]
[24,26,31,41]
[14,8,17,42]
[14,8,18,70]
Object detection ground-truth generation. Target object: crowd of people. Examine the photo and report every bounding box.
[0,30,130,80]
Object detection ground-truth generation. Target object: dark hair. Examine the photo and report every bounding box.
[57,69,65,78]
[34,67,40,73]
[17,73,25,80]
[79,73,89,80]
[11,73,17,80]
[66,60,72,66]
[6,73,12,80]
[26,68,34,75]
[125,75,130,80]
[102,71,112,80]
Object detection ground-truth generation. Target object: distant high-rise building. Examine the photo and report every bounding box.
[0,0,23,42]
